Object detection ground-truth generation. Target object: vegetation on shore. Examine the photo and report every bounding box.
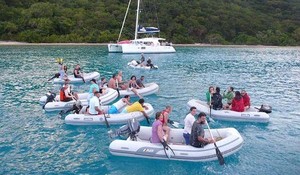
[0,0,299,45]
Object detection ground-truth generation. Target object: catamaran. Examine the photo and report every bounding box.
[108,0,176,54]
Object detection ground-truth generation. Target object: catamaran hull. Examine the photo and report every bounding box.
[108,44,176,54]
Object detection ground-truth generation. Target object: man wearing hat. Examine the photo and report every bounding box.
[87,79,100,103]
[88,91,104,115]
[190,112,214,148]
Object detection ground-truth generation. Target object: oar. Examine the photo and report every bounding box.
[103,112,110,128]
[206,121,225,165]
[208,94,215,123]
[168,119,182,128]
[161,140,175,159]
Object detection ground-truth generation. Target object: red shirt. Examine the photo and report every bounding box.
[231,98,244,112]
[243,93,251,107]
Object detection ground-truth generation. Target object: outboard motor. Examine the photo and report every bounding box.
[109,118,140,140]
[72,101,83,114]
[258,104,272,113]
[43,91,56,109]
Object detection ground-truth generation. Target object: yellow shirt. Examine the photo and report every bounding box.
[126,102,144,112]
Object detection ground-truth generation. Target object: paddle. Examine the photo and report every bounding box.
[103,112,110,128]
[208,94,215,123]
[168,119,182,128]
[206,121,225,165]
[161,140,175,159]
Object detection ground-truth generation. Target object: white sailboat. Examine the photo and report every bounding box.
[108,0,176,54]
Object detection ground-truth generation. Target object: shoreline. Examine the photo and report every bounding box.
[0,41,299,48]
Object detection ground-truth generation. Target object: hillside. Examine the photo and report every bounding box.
[0,0,299,45]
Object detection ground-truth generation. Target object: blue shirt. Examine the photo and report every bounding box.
[89,84,99,95]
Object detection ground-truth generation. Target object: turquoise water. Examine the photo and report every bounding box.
[0,45,299,174]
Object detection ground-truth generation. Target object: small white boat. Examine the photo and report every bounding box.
[109,126,243,162]
[53,71,100,84]
[65,103,154,125]
[127,60,158,70]
[41,88,118,112]
[119,82,159,97]
[187,99,270,123]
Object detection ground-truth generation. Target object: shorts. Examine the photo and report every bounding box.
[108,105,119,114]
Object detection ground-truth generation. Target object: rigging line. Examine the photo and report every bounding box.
[117,0,132,42]
[153,0,160,37]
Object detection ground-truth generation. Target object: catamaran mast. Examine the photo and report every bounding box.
[134,0,140,40]
[117,0,132,42]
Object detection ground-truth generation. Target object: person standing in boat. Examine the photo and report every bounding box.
[223,86,235,109]
[190,112,214,148]
[108,95,131,114]
[136,76,145,88]
[121,99,149,120]
[73,64,85,83]
[88,91,104,115]
[206,86,215,105]
[183,106,197,145]
[139,53,146,66]
[212,87,223,110]
[230,91,245,112]
[128,75,143,98]
[151,112,165,143]
[241,90,251,111]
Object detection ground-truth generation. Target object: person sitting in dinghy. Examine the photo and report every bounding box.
[146,58,156,69]
[183,107,197,145]
[60,79,78,102]
[190,112,214,148]
[136,76,145,88]
[73,64,85,83]
[211,87,223,110]
[121,99,149,120]
[88,91,104,115]
[161,106,172,142]
[241,90,251,111]
[151,112,166,143]
[205,86,215,105]
[128,75,143,99]
[230,91,244,112]
[223,86,235,109]
[108,95,132,114]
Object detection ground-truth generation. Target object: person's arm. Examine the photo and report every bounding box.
[123,99,132,105]
[64,89,72,98]
[163,113,169,126]
[141,111,149,118]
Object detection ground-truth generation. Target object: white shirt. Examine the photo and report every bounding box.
[88,96,100,115]
[113,98,127,110]
[183,113,195,134]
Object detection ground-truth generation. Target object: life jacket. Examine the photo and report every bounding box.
[60,87,66,101]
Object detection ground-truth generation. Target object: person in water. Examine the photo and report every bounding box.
[190,112,214,148]
[73,64,85,83]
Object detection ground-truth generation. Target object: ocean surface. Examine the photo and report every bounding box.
[0,45,299,175]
